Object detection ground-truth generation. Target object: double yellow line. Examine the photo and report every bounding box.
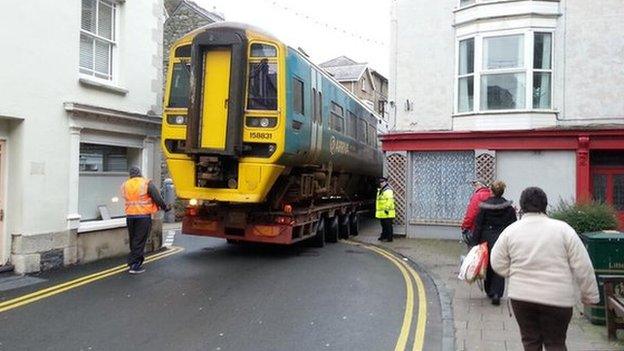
[0,246,184,314]
[345,240,427,351]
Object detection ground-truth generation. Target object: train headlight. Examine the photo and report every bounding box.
[189,198,198,206]
[246,117,277,128]
[167,115,187,125]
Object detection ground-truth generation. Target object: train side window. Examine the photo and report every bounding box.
[358,118,368,143]
[317,91,323,124]
[346,111,357,139]
[330,102,344,133]
[293,77,304,115]
[368,124,377,147]
[250,43,277,57]
[247,59,278,110]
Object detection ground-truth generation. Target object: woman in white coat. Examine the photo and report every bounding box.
[490,187,599,351]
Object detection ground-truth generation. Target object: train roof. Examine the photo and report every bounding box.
[176,22,382,122]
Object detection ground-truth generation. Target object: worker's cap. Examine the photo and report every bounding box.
[377,176,389,182]
[129,166,142,177]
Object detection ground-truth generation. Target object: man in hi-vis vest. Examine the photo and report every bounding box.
[376,177,396,242]
[121,166,168,274]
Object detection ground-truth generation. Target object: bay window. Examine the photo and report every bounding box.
[456,31,553,113]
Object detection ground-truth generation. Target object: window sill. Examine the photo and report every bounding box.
[453,109,559,117]
[79,77,128,95]
[78,218,126,234]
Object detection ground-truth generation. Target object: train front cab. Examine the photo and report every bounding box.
[162,26,288,204]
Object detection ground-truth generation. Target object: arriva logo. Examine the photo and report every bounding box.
[329,136,349,155]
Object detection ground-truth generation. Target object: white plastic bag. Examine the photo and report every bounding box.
[458,242,488,283]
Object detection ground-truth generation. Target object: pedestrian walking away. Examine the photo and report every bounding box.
[376,177,396,242]
[472,180,516,305]
[490,187,599,351]
[460,179,492,245]
[121,166,168,274]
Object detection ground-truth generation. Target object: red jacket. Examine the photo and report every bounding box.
[461,187,492,231]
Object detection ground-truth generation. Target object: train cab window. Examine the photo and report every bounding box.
[347,111,357,139]
[293,78,304,115]
[251,43,277,57]
[330,102,344,133]
[358,119,368,144]
[247,59,278,110]
[168,62,191,108]
[175,45,191,58]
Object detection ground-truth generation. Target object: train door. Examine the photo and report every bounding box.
[200,48,232,150]
[309,70,323,161]
[591,167,624,229]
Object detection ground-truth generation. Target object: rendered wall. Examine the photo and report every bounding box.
[496,150,576,209]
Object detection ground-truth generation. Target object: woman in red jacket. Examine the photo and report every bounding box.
[461,179,492,241]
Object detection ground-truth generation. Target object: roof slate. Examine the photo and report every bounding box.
[322,64,367,82]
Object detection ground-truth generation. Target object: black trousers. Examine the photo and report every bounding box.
[511,299,573,351]
[127,216,152,267]
[484,257,505,298]
[380,218,393,240]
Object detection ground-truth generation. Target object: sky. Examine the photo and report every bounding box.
[195,0,392,76]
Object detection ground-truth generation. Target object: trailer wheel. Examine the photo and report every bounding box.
[308,218,325,248]
[338,214,350,239]
[350,213,359,236]
[326,216,339,243]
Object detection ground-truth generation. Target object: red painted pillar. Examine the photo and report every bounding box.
[576,136,591,203]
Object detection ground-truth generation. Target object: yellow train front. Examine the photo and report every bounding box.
[162,22,382,244]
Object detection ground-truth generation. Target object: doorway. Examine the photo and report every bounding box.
[590,151,624,230]
[0,140,5,266]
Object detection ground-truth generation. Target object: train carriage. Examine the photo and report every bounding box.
[162,22,383,245]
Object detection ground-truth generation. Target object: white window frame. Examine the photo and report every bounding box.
[79,0,118,82]
[454,29,555,115]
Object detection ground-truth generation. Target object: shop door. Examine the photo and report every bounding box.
[591,167,624,229]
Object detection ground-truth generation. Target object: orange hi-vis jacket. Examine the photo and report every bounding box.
[121,177,159,216]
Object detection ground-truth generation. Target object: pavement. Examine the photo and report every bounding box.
[0,222,441,351]
[357,223,624,351]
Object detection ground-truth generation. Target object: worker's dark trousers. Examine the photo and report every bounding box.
[511,299,573,351]
[127,216,152,267]
[380,218,393,241]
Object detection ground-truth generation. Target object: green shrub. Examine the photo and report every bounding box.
[550,201,619,235]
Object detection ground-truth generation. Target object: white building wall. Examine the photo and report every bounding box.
[390,0,455,131]
[496,151,576,209]
[0,0,163,270]
[390,0,624,132]
[558,0,624,124]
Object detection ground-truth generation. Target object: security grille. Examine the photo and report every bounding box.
[410,151,475,224]
[475,151,496,185]
[385,153,407,226]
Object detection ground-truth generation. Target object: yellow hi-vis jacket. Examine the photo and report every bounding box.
[376,186,396,219]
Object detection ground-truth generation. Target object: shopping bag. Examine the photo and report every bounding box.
[458,242,488,283]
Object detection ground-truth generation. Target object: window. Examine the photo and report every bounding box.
[533,33,552,109]
[78,143,141,222]
[362,78,367,92]
[459,0,475,7]
[168,63,191,108]
[250,43,277,57]
[247,59,278,110]
[80,0,116,80]
[458,38,474,113]
[358,119,368,143]
[329,102,344,133]
[456,32,553,113]
[293,78,304,115]
[347,111,357,139]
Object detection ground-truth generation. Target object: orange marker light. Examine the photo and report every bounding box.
[283,204,293,214]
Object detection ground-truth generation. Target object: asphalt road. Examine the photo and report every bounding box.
[0,228,441,351]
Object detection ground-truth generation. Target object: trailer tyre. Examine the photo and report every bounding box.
[308,218,325,248]
[338,214,350,239]
[326,216,339,243]
[350,213,359,236]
